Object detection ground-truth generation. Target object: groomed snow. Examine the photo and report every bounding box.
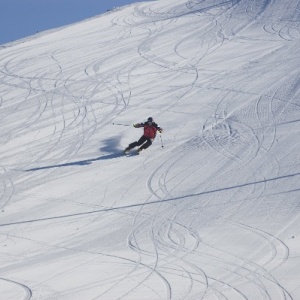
[1,0,300,299]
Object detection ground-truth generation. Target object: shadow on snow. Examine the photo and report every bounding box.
[25,137,127,171]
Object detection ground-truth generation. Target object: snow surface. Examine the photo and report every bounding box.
[1,0,300,299]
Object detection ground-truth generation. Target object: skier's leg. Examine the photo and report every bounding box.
[139,138,152,150]
[127,141,138,149]
[124,141,137,152]
[126,136,146,151]
[136,136,147,146]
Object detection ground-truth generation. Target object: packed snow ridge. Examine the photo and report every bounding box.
[0,0,300,299]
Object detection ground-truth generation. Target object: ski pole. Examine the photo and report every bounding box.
[159,133,164,148]
[112,123,131,127]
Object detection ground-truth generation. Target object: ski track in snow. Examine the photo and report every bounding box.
[1,0,300,299]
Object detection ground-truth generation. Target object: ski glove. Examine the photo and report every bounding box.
[158,128,163,133]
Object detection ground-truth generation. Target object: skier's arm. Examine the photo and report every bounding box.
[133,123,144,128]
[154,123,163,133]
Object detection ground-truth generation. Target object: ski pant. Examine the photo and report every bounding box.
[128,135,153,150]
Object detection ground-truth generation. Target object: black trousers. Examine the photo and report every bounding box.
[129,136,152,150]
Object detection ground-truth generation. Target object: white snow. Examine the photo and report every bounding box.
[1,0,300,299]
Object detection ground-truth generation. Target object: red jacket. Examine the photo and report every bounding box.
[135,122,162,139]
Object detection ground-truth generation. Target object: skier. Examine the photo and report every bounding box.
[124,117,163,154]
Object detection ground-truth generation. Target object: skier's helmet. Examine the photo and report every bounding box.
[147,117,153,122]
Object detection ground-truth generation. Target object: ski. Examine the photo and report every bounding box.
[123,149,140,156]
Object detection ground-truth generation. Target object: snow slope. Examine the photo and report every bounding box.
[1,0,300,299]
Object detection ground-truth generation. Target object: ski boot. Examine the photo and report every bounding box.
[124,147,131,154]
